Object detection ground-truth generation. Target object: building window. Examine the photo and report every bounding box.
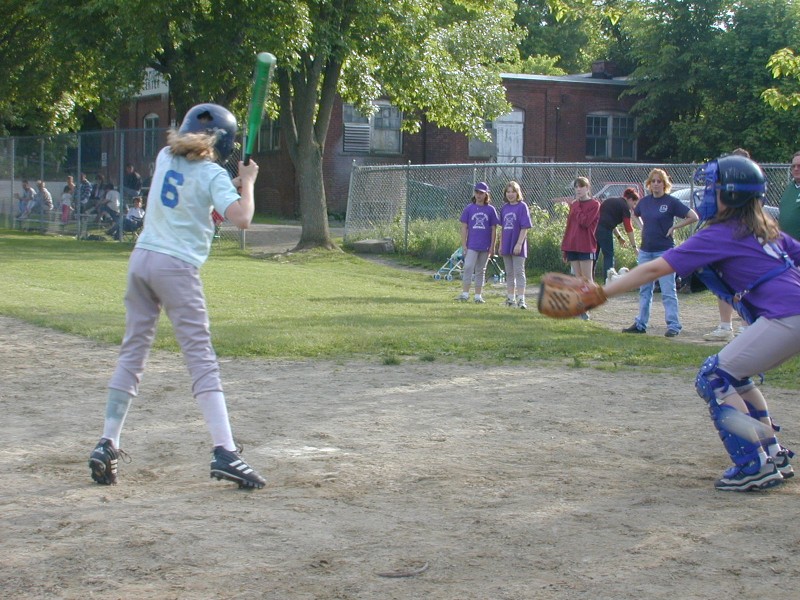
[469,121,497,159]
[143,114,159,158]
[258,117,280,152]
[343,102,402,154]
[586,114,636,160]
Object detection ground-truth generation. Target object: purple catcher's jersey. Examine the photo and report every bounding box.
[664,222,800,320]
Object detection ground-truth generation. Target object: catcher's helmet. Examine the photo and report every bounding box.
[693,155,767,221]
[717,155,767,208]
[178,103,238,161]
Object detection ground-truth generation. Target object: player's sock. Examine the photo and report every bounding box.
[102,388,133,448]
[197,390,236,451]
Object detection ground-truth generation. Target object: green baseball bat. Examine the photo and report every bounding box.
[243,52,276,165]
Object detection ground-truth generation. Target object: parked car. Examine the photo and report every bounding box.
[594,182,646,201]
[672,187,780,221]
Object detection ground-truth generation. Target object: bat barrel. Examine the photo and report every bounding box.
[243,52,276,165]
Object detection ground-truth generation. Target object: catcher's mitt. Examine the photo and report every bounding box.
[537,272,608,318]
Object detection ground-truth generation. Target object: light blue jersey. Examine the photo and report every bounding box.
[136,148,240,267]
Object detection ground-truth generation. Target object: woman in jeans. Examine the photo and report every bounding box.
[622,168,698,337]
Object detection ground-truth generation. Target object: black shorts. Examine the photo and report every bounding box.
[565,251,595,261]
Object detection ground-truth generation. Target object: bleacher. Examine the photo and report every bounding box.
[13,210,118,239]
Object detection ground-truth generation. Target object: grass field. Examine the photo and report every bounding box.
[2,230,799,388]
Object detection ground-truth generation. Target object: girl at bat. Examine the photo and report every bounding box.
[89,104,266,490]
[603,155,799,492]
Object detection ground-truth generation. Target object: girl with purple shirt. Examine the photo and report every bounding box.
[456,181,500,303]
[602,155,797,492]
[498,181,533,308]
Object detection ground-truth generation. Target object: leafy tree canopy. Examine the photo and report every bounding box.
[623,0,800,162]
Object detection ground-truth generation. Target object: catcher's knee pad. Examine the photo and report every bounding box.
[696,355,761,467]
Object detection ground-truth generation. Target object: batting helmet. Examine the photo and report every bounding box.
[179,103,238,161]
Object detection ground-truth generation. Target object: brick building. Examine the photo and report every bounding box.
[116,61,640,217]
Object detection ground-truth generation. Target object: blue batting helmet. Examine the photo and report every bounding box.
[178,103,238,161]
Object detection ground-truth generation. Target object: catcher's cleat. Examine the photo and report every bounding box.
[714,459,783,492]
[89,438,123,485]
[773,450,794,479]
[210,446,266,489]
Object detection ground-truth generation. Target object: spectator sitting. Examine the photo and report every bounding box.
[91,173,105,206]
[106,197,145,240]
[34,180,53,215]
[96,183,121,223]
[16,180,35,218]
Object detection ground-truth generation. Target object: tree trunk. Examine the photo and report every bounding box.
[293,140,337,250]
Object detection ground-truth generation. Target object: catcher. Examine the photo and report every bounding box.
[539,154,799,492]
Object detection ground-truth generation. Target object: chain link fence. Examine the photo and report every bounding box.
[0,129,245,248]
[345,161,791,272]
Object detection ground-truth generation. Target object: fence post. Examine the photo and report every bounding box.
[344,159,357,243]
[9,138,15,228]
[404,161,410,252]
[76,134,83,238]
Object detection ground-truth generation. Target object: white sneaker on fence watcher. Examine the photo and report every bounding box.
[703,326,734,342]
[455,292,469,302]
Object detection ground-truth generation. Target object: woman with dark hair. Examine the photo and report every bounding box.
[596,187,639,283]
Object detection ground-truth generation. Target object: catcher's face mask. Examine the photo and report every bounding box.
[693,159,720,221]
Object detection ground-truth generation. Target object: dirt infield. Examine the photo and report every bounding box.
[2,306,800,599]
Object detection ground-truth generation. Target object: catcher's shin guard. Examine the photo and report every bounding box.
[696,355,762,468]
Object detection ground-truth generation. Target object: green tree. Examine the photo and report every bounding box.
[30,0,519,250]
[0,1,117,134]
[763,48,800,111]
[624,0,800,162]
[513,0,637,75]
[622,0,728,161]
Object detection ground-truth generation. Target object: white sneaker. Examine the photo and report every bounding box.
[517,297,527,309]
[505,296,516,307]
[455,292,469,302]
[703,326,734,342]
[474,295,485,304]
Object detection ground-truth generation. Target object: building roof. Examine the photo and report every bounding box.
[501,72,631,87]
